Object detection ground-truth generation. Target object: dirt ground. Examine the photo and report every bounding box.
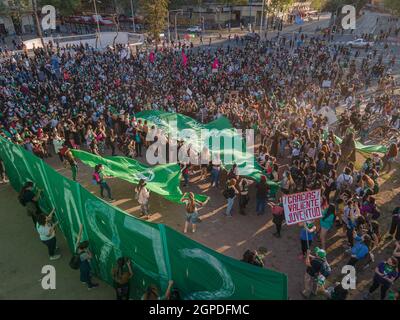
[0,183,114,299]
[22,146,397,300]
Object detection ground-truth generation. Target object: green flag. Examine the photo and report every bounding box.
[71,149,208,204]
[136,111,280,193]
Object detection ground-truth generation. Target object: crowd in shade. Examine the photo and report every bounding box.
[1,24,400,300]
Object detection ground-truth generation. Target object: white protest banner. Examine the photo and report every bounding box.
[317,106,338,125]
[186,88,193,96]
[282,189,322,226]
[322,80,331,88]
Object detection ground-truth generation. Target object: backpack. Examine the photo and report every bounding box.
[69,252,81,270]
[92,172,101,185]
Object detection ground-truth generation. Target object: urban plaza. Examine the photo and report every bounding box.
[0,0,399,310]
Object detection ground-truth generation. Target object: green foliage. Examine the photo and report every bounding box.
[384,0,400,15]
[37,0,81,16]
[322,0,368,14]
[140,0,169,40]
[310,0,327,11]
[268,0,295,13]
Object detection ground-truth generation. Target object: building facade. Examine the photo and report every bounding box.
[0,0,35,35]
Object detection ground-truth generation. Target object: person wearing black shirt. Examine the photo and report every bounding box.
[302,247,331,299]
[388,207,400,241]
[18,181,42,226]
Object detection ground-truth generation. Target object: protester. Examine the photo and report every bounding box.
[255,175,269,215]
[364,257,399,300]
[302,247,331,299]
[77,240,99,289]
[299,222,317,259]
[142,280,174,300]
[238,178,250,215]
[18,181,42,226]
[35,209,61,260]
[388,206,400,241]
[93,164,114,201]
[112,257,133,300]
[319,204,336,250]
[181,192,202,233]
[224,178,238,217]
[135,179,150,218]
[270,200,285,238]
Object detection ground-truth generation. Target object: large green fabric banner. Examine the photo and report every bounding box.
[334,136,388,154]
[0,136,288,300]
[136,111,279,193]
[71,149,209,204]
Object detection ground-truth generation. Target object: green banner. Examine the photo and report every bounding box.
[0,136,288,300]
[71,149,208,204]
[334,136,388,154]
[136,111,279,193]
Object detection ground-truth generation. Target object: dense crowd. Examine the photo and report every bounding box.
[1,22,400,300]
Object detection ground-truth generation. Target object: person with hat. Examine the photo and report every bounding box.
[302,247,331,299]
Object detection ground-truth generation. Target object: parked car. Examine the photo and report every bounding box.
[243,32,260,41]
[186,26,202,33]
[346,38,374,48]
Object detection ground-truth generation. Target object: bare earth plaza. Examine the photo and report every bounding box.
[0,0,400,304]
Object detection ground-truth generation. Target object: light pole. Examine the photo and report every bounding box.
[249,0,253,32]
[91,0,101,48]
[260,0,265,38]
[167,13,171,44]
[175,9,183,40]
[130,0,136,32]
[32,0,45,48]
[167,9,183,44]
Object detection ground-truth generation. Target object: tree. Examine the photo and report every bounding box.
[37,0,82,17]
[384,0,400,15]
[310,0,327,11]
[140,0,169,41]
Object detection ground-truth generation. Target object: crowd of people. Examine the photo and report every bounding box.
[1,16,400,300]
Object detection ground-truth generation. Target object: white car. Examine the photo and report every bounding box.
[92,15,113,26]
[186,26,202,33]
[346,38,374,48]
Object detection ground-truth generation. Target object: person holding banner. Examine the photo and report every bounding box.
[299,222,317,259]
[35,209,61,261]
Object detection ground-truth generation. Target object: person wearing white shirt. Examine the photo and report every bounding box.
[135,179,150,218]
[36,209,61,260]
[210,154,222,188]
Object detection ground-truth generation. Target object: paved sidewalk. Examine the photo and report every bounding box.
[0,183,114,299]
